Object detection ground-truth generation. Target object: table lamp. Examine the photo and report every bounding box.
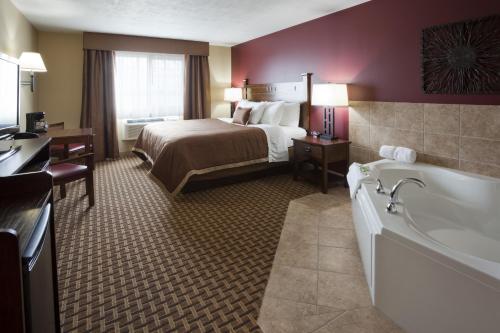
[224,88,243,116]
[311,83,348,140]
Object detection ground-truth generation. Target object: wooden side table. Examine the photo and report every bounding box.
[292,136,351,193]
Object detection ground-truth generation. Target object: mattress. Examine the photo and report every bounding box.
[219,118,307,147]
[133,119,268,196]
[280,126,307,147]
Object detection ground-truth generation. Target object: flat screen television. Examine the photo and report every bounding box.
[0,53,20,138]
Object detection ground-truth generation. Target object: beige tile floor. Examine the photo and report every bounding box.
[258,189,404,333]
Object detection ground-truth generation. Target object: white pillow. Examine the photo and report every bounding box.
[236,100,266,124]
[260,101,285,125]
[279,102,301,127]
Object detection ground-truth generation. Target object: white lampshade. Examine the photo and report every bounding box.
[224,88,243,102]
[311,83,348,107]
[19,52,47,72]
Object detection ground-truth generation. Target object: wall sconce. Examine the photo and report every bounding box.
[311,83,348,140]
[224,87,243,116]
[19,52,47,92]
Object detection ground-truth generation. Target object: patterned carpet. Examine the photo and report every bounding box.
[53,153,317,332]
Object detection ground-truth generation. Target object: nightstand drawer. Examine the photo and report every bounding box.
[325,144,348,163]
[295,142,322,161]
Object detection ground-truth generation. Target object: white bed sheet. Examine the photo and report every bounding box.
[218,118,306,163]
[280,126,307,147]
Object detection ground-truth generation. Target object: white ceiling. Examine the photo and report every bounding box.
[11,0,370,46]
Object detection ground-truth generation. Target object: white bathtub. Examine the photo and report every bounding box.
[350,160,500,333]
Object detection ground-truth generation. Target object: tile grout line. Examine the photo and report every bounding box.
[316,212,320,309]
[263,292,322,308]
[459,104,462,167]
[423,103,427,157]
[308,310,347,333]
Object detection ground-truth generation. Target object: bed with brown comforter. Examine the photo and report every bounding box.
[132,119,269,196]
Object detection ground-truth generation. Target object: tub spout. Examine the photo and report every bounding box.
[376,179,386,194]
[386,178,426,213]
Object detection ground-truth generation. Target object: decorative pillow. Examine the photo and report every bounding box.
[260,101,285,125]
[279,102,301,127]
[232,107,252,125]
[236,100,266,124]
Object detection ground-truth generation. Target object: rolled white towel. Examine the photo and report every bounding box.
[379,145,396,160]
[347,163,372,199]
[394,146,417,163]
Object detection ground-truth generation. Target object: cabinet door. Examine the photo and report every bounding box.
[23,204,57,333]
[351,198,374,302]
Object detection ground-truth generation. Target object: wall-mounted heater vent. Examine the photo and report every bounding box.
[121,117,177,140]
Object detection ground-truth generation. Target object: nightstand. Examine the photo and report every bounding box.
[292,136,351,193]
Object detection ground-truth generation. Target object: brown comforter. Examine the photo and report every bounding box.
[133,119,269,196]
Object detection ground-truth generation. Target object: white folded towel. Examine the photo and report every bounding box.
[394,146,417,163]
[379,145,396,160]
[347,163,372,199]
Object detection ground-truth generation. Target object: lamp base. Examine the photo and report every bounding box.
[320,134,336,141]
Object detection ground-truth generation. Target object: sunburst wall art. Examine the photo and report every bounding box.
[422,15,500,94]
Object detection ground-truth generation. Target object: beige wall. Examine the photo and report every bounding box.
[38,32,83,129]
[209,45,231,119]
[0,0,38,131]
[33,40,230,152]
[349,101,500,179]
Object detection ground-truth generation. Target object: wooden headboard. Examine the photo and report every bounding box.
[242,73,312,131]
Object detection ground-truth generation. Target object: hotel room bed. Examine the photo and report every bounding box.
[132,73,312,196]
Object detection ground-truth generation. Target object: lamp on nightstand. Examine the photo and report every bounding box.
[312,83,348,140]
[224,88,243,116]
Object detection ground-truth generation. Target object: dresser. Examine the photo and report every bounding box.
[0,137,60,333]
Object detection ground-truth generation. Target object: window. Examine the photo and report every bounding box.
[114,51,184,120]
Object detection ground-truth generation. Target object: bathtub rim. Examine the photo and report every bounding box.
[354,160,500,291]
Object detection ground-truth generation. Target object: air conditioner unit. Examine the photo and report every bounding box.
[121,117,165,140]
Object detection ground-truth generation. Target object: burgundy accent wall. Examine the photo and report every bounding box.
[231,0,500,137]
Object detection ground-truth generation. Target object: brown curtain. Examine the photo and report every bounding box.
[81,49,119,161]
[184,55,211,119]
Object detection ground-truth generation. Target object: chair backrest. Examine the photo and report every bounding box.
[50,152,94,168]
[48,122,65,130]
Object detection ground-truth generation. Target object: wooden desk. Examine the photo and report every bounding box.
[0,137,51,177]
[293,136,351,193]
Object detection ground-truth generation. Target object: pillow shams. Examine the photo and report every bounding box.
[260,101,285,125]
[236,100,266,124]
[279,102,301,127]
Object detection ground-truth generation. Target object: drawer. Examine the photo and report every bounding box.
[325,143,348,163]
[295,142,322,161]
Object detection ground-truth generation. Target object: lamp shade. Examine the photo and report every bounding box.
[224,88,243,102]
[19,52,47,72]
[311,83,348,107]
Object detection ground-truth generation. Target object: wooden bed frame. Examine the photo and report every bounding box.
[243,73,312,131]
[183,73,313,192]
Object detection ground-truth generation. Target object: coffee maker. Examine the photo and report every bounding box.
[26,112,48,133]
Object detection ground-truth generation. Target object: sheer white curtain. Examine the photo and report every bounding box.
[114,51,184,120]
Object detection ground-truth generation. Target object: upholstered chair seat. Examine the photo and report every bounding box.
[49,163,88,180]
[48,153,95,207]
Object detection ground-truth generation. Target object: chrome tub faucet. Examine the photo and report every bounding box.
[386,178,426,213]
